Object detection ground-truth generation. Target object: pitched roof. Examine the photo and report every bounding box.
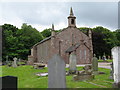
[65,43,80,53]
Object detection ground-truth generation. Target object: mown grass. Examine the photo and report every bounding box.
[0,65,114,88]
[98,59,113,63]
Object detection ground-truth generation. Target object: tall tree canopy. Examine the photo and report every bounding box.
[41,28,51,38]
[2,23,43,61]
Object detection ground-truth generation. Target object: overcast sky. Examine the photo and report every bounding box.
[0,1,118,31]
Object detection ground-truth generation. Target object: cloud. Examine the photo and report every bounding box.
[1,2,118,31]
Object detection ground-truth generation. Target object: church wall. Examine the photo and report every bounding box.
[31,27,92,64]
[53,27,92,64]
[36,39,51,64]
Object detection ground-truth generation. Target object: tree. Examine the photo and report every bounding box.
[2,24,19,60]
[79,26,117,58]
[2,23,43,61]
[92,26,116,57]
[79,27,90,35]
[16,23,43,60]
[114,29,120,46]
[41,28,51,38]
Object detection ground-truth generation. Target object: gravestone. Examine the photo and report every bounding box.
[12,57,17,68]
[103,55,106,61]
[92,54,98,75]
[73,65,94,81]
[0,76,17,89]
[27,55,34,65]
[48,54,66,88]
[109,62,114,79]
[69,52,77,74]
[99,56,101,60]
[112,47,120,88]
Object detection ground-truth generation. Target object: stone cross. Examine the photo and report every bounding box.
[112,47,120,88]
[48,54,66,88]
[13,57,17,68]
[69,52,77,74]
[92,54,98,75]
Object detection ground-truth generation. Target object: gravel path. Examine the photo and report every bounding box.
[98,62,111,69]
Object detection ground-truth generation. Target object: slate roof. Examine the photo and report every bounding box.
[65,43,80,53]
[32,36,52,48]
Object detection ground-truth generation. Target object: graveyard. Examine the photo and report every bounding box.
[1,62,114,88]
[1,3,120,89]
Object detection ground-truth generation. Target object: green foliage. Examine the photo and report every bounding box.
[79,27,90,35]
[79,26,119,57]
[2,24,19,60]
[114,29,120,46]
[2,23,43,61]
[41,28,51,38]
[98,59,113,62]
[92,26,117,57]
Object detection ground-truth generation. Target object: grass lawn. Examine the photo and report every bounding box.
[0,65,114,88]
[98,59,113,63]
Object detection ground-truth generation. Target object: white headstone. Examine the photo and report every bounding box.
[112,47,120,86]
[13,57,17,67]
[69,52,77,73]
[48,54,66,88]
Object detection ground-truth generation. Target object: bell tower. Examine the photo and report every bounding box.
[68,7,76,27]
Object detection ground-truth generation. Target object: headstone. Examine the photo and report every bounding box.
[92,54,98,75]
[103,55,106,61]
[27,55,34,65]
[112,47,120,88]
[33,63,45,69]
[69,52,77,74]
[73,65,94,81]
[99,56,101,60]
[109,62,114,79]
[12,57,17,68]
[48,54,66,88]
[0,76,17,89]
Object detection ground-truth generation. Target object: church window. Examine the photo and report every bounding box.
[71,19,74,24]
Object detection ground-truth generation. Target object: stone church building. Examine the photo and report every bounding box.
[28,8,93,64]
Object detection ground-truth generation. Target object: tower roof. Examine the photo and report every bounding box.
[70,7,74,16]
[52,24,54,30]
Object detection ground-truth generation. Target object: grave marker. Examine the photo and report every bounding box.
[0,76,17,89]
[109,62,114,79]
[69,52,77,74]
[112,47,120,88]
[48,54,66,88]
[92,54,98,75]
[12,57,17,68]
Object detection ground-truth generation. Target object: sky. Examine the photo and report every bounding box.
[0,0,119,32]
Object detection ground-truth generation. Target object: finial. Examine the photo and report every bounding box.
[70,7,74,16]
[52,23,54,30]
[94,54,96,57]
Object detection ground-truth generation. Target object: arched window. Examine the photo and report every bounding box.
[71,19,74,24]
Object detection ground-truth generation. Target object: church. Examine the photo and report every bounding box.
[28,8,93,64]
